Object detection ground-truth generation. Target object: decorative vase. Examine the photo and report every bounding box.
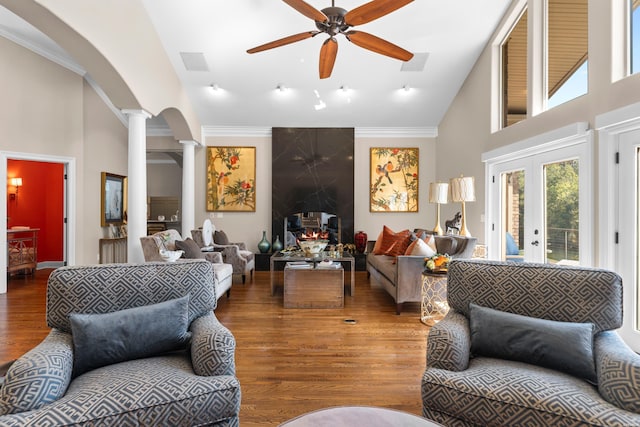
[258,231,271,253]
[272,235,283,253]
[354,230,367,253]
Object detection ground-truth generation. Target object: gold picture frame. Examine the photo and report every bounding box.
[206,146,256,212]
[370,147,419,212]
[101,172,126,226]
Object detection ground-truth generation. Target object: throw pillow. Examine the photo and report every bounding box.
[425,234,437,252]
[175,238,205,259]
[405,238,437,257]
[434,235,457,255]
[469,303,597,383]
[69,295,191,377]
[375,226,411,256]
[371,230,384,255]
[214,230,230,245]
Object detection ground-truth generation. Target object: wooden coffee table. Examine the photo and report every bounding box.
[284,265,344,308]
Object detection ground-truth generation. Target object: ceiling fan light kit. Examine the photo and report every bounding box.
[247,0,415,79]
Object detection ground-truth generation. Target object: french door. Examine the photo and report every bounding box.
[486,138,592,265]
[617,131,640,350]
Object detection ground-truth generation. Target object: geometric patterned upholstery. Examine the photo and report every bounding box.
[422,260,640,426]
[447,260,623,333]
[46,260,217,333]
[0,261,240,426]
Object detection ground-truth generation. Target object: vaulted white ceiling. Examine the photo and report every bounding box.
[1,1,513,132]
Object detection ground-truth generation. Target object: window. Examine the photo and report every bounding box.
[631,0,640,75]
[501,8,528,128]
[547,0,588,108]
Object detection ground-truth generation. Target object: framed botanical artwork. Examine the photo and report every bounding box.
[101,172,126,226]
[206,146,256,211]
[370,147,419,212]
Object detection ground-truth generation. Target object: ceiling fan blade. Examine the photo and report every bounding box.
[345,0,413,26]
[283,0,328,23]
[247,31,318,54]
[345,31,413,61]
[319,37,338,79]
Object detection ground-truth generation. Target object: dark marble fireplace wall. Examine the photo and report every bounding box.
[272,127,354,245]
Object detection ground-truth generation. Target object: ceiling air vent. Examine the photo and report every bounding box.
[180,52,209,71]
[401,52,429,72]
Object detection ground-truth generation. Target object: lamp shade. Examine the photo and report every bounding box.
[429,182,448,204]
[450,176,475,202]
[9,177,22,187]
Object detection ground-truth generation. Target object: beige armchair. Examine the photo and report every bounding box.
[191,229,255,284]
[139,229,233,300]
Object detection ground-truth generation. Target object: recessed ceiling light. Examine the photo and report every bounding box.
[277,83,288,92]
[210,83,220,91]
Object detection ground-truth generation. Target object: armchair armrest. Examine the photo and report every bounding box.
[426,310,471,372]
[189,312,236,377]
[230,242,247,251]
[595,330,640,413]
[213,244,248,268]
[203,251,223,264]
[0,330,73,415]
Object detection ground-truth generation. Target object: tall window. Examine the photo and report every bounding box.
[547,0,588,108]
[631,0,640,75]
[501,8,528,128]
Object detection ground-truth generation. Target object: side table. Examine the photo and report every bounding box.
[421,271,449,326]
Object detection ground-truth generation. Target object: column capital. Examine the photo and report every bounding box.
[178,140,203,147]
[121,109,152,119]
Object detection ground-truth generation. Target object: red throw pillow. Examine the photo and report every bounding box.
[372,230,385,254]
[379,226,411,257]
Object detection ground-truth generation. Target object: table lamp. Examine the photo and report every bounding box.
[449,175,475,237]
[428,182,448,235]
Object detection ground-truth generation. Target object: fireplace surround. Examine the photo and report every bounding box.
[272,127,354,246]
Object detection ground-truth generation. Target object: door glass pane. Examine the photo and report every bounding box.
[544,159,579,264]
[502,170,525,261]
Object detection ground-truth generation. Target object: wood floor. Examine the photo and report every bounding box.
[0,269,430,426]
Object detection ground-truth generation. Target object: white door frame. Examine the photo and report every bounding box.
[482,122,593,265]
[1,151,76,294]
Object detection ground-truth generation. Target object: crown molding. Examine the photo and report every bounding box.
[0,26,86,76]
[202,126,438,138]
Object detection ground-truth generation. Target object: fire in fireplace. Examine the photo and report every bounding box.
[284,212,340,247]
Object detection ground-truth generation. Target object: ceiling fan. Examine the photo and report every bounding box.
[247,0,415,79]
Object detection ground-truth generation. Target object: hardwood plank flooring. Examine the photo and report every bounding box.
[0,269,430,426]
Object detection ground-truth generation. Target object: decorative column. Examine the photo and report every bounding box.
[122,109,151,263]
[179,140,200,237]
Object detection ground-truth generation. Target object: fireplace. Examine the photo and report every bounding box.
[272,128,354,246]
[284,211,341,247]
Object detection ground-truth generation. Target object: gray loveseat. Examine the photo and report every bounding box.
[0,260,241,426]
[422,259,640,426]
[366,234,476,314]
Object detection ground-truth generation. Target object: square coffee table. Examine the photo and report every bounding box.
[284,265,344,308]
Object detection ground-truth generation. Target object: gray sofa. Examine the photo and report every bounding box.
[366,234,476,314]
[422,259,640,426]
[0,261,241,426]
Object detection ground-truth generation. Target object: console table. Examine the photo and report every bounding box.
[7,228,39,275]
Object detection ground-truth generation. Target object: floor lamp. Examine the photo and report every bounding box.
[429,182,448,235]
[450,175,475,237]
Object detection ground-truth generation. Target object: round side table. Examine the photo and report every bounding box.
[421,271,449,326]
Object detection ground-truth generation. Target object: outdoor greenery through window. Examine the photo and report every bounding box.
[544,160,579,263]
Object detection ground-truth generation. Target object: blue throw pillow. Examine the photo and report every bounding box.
[505,232,520,255]
[469,302,597,383]
[69,295,191,377]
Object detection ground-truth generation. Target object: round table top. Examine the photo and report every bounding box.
[279,406,443,427]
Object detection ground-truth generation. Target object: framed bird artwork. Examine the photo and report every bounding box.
[370,147,419,212]
[206,146,256,212]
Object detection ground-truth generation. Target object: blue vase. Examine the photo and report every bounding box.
[258,231,271,253]
[272,235,283,253]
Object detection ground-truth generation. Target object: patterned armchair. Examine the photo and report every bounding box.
[191,229,254,284]
[140,229,233,300]
[422,260,640,426]
[0,261,241,426]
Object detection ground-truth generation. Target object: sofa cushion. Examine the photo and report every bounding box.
[434,235,457,255]
[176,238,205,259]
[70,295,191,377]
[405,238,436,257]
[373,226,411,255]
[469,303,596,383]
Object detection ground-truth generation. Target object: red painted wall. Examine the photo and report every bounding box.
[7,159,64,263]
